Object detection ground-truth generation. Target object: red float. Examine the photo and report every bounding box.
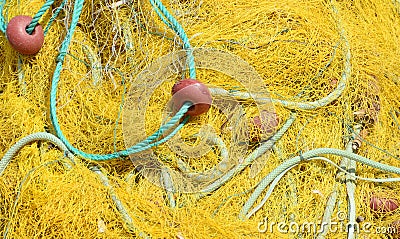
[250,110,280,142]
[370,195,399,213]
[6,15,44,55]
[171,79,212,116]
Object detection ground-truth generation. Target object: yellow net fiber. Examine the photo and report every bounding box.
[0,0,399,238]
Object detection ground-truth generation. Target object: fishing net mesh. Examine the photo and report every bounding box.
[0,0,399,238]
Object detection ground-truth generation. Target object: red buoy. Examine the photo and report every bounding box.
[250,111,279,142]
[171,79,212,116]
[370,196,399,213]
[6,15,44,55]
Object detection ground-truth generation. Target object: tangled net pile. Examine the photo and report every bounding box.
[0,0,400,238]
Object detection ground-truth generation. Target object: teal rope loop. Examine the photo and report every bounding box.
[0,0,57,34]
[49,0,191,160]
[50,98,190,160]
[26,0,54,34]
[149,0,196,79]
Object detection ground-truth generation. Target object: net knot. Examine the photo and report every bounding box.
[56,52,67,63]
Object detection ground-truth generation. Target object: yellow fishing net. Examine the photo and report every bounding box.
[0,0,400,238]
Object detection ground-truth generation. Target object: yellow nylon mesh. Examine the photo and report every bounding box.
[0,0,400,238]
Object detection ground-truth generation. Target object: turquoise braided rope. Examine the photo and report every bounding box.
[49,0,191,160]
[50,99,190,160]
[53,0,83,63]
[151,4,173,29]
[149,0,196,79]
[239,148,400,219]
[0,0,61,35]
[0,0,6,33]
[26,0,54,34]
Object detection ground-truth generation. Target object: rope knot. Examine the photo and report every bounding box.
[56,52,67,62]
[299,150,305,161]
